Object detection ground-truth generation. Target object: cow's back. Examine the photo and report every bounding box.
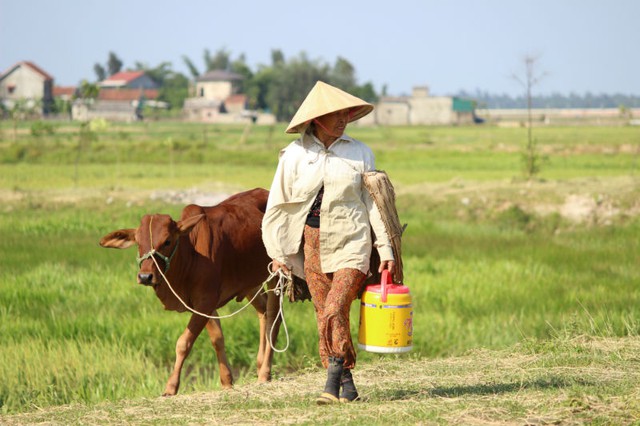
[219,187,268,213]
[182,188,270,307]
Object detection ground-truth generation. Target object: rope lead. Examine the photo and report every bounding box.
[149,255,290,352]
[266,263,291,353]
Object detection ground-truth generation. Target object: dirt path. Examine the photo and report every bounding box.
[2,337,639,425]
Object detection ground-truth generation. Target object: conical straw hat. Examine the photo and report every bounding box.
[285,81,374,134]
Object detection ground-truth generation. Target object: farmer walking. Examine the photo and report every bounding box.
[262,81,395,404]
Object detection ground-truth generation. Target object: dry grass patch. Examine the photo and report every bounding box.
[400,176,640,226]
[2,336,639,425]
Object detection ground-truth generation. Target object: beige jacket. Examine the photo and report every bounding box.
[261,131,394,279]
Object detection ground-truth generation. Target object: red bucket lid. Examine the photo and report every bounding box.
[364,270,409,302]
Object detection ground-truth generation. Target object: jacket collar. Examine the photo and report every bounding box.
[302,130,353,149]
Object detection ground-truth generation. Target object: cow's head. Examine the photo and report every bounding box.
[100,213,204,287]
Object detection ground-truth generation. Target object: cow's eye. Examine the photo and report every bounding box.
[164,240,171,247]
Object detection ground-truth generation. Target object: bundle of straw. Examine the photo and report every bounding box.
[363,170,405,284]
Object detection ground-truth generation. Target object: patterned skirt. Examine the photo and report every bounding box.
[303,225,366,369]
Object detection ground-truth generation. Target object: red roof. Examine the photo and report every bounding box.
[102,71,145,84]
[53,86,76,97]
[0,61,53,81]
[98,89,159,101]
[225,94,247,105]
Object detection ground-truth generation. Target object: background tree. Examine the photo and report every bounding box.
[230,54,253,95]
[266,52,330,122]
[158,73,189,110]
[133,61,173,86]
[512,54,547,180]
[182,47,237,78]
[451,90,640,109]
[330,57,357,92]
[93,64,106,82]
[350,81,378,103]
[180,47,380,119]
[182,55,200,79]
[248,66,276,111]
[328,57,378,103]
[93,52,123,81]
[77,80,100,100]
[204,48,231,71]
[271,49,285,67]
[107,51,123,76]
[133,62,189,110]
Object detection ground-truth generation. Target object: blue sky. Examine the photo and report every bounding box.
[1,0,638,97]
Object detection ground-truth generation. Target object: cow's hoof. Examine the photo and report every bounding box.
[162,387,178,397]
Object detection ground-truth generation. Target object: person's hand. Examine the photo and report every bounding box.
[378,260,395,275]
[271,259,290,275]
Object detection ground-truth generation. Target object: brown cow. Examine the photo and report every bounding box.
[99,188,281,396]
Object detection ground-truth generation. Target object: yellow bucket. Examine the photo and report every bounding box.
[358,270,413,353]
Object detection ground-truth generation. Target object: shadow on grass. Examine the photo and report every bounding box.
[374,376,593,401]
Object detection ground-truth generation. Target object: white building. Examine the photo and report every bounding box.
[360,86,476,126]
[183,70,275,124]
[0,61,54,115]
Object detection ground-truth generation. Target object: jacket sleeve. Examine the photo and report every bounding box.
[363,151,395,262]
[262,148,294,265]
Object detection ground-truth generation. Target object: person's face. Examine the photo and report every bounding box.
[314,108,350,138]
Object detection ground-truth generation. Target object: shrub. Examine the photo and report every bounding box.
[30,121,56,136]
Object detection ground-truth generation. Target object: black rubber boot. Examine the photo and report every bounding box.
[316,356,343,405]
[339,368,359,403]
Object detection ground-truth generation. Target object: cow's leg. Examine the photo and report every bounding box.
[254,279,282,383]
[204,315,234,388]
[247,288,269,381]
[163,313,208,397]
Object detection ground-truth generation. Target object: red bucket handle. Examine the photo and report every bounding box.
[380,269,392,302]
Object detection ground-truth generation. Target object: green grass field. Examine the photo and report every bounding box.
[1,120,639,416]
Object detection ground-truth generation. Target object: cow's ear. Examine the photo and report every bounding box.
[177,214,204,235]
[99,229,136,249]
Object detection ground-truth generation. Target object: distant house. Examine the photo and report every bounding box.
[183,69,243,122]
[52,86,77,102]
[99,71,158,90]
[194,69,243,101]
[183,69,274,124]
[0,61,54,115]
[361,86,476,126]
[97,70,160,106]
[222,94,248,114]
[73,70,164,121]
